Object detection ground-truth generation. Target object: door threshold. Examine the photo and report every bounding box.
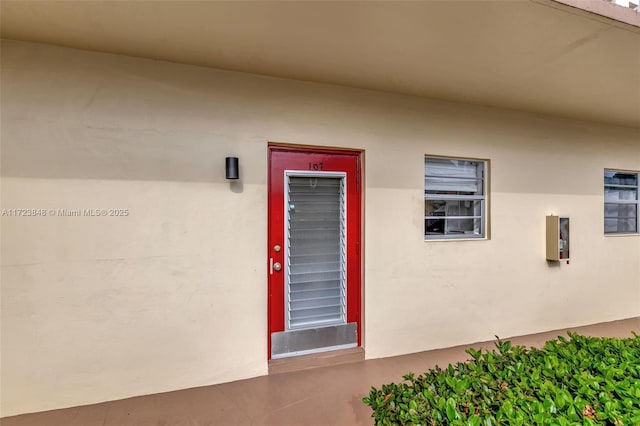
[268,347,364,375]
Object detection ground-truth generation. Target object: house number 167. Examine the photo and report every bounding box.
[308,162,324,170]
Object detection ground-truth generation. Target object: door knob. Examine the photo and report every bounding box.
[273,262,282,272]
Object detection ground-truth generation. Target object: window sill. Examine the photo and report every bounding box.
[604,233,639,237]
[424,236,489,242]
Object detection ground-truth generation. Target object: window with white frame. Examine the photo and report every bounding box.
[425,156,487,239]
[604,169,639,234]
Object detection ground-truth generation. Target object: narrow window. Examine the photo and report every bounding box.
[425,156,487,240]
[604,169,639,234]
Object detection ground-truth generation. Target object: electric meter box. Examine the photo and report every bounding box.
[546,216,570,262]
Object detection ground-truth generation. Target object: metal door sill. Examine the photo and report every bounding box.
[269,347,364,375]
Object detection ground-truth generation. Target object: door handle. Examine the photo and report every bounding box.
[269,258,282,275]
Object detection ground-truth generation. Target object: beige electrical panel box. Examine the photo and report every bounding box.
[546,216,570,262]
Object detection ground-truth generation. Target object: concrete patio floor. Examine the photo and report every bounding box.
[2,317,638,426]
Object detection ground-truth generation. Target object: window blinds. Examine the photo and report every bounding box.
[425,158,481,194]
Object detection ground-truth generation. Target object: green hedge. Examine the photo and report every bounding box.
[363,333,640,425]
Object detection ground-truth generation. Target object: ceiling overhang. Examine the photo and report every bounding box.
[1,0,639,128]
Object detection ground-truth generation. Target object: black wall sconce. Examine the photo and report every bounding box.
[225,157,239,180]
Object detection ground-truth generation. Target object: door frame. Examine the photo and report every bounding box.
[267,143,363,360]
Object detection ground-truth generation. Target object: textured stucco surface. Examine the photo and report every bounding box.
[1,40,639,416]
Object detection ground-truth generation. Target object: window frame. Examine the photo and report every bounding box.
[424,155,489,241]
[604,168,639,236]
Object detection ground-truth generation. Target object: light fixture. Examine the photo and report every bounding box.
[225,157,239,180]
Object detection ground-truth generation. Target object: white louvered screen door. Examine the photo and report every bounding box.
[285,173,347,330]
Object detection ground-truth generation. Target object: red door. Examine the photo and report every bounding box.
[268,145,362,359]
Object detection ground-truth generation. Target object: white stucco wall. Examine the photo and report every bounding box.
[1,40,638,416]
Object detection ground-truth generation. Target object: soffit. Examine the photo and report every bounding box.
[1,0,639,128]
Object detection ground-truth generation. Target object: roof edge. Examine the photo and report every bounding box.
[548,0,640,28]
